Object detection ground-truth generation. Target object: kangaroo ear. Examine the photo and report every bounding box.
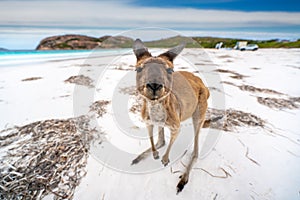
[158,42,186,62]
[133,39,152,62]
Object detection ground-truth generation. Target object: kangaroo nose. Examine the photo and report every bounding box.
[146,83,163,92]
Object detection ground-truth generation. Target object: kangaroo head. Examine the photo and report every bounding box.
[133,39,185,101]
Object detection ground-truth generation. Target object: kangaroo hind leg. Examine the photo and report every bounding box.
[177,99,207,194]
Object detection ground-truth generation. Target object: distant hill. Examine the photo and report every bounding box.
[99,36,134,48]
[36,34,300,50]
[0,47,8,51]
[36,34,133,50]
[36,34,103,50]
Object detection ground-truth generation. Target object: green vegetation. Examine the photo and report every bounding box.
[144,36,300,48]
[192,37,238,48]
[255,39,300,48]
[192,37,300,48]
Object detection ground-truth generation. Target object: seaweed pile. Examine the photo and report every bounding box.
[222,81,300,110]
[21,77,43,82]
[204,108,267,132]
[64,75,94,87]
[0,116,99,199]
[215,69,248,80]
[222,81,284,95]
[119,86,138,96]
[257,97,299,110]
[119,86,143,114]
[89,100,110,117]
[129,96,143,114]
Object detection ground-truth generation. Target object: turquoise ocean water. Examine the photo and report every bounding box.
[0,49,129,67]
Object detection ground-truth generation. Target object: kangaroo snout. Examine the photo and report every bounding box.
[146,83,163,93]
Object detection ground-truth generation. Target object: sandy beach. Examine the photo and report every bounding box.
[0,48,300,199]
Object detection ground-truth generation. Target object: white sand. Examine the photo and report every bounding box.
[0,48,300,199]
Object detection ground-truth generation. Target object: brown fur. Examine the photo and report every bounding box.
[132,39,209,193]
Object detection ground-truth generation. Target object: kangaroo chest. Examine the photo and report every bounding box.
[146,102,167,126]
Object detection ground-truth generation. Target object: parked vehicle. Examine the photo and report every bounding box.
[234,41,259,51]
[240,44,259,51]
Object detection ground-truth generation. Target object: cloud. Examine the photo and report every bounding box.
[0,0,299,29]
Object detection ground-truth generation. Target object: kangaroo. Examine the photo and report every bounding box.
[131,39,210,193]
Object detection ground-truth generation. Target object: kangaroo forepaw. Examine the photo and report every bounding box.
[153,150,159,159]
[161,155,170,166]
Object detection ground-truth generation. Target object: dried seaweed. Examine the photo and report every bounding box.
[229,75,245,80]
[218,55,232,59]
[222,81,300,110]
[73,64,91,67]
[21,77,42,82]
[239,85,283,95]
[222,81,284,95]
[118,86,138,96]
[0,116,100,200]
[204,108,267,132]
[215,69,248,80]
[257,97,299,110]
[129,100,142,114]
[250,67,261,70]
[113,64,135,71]
[289,97,300,103]
[89,100,110,117]
[64,75,94,87]
[118,86,143,114]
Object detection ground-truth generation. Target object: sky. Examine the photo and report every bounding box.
[0,0,299,49]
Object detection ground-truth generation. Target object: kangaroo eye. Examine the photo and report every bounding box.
[135,67,143,73]
[166,68,174,74]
